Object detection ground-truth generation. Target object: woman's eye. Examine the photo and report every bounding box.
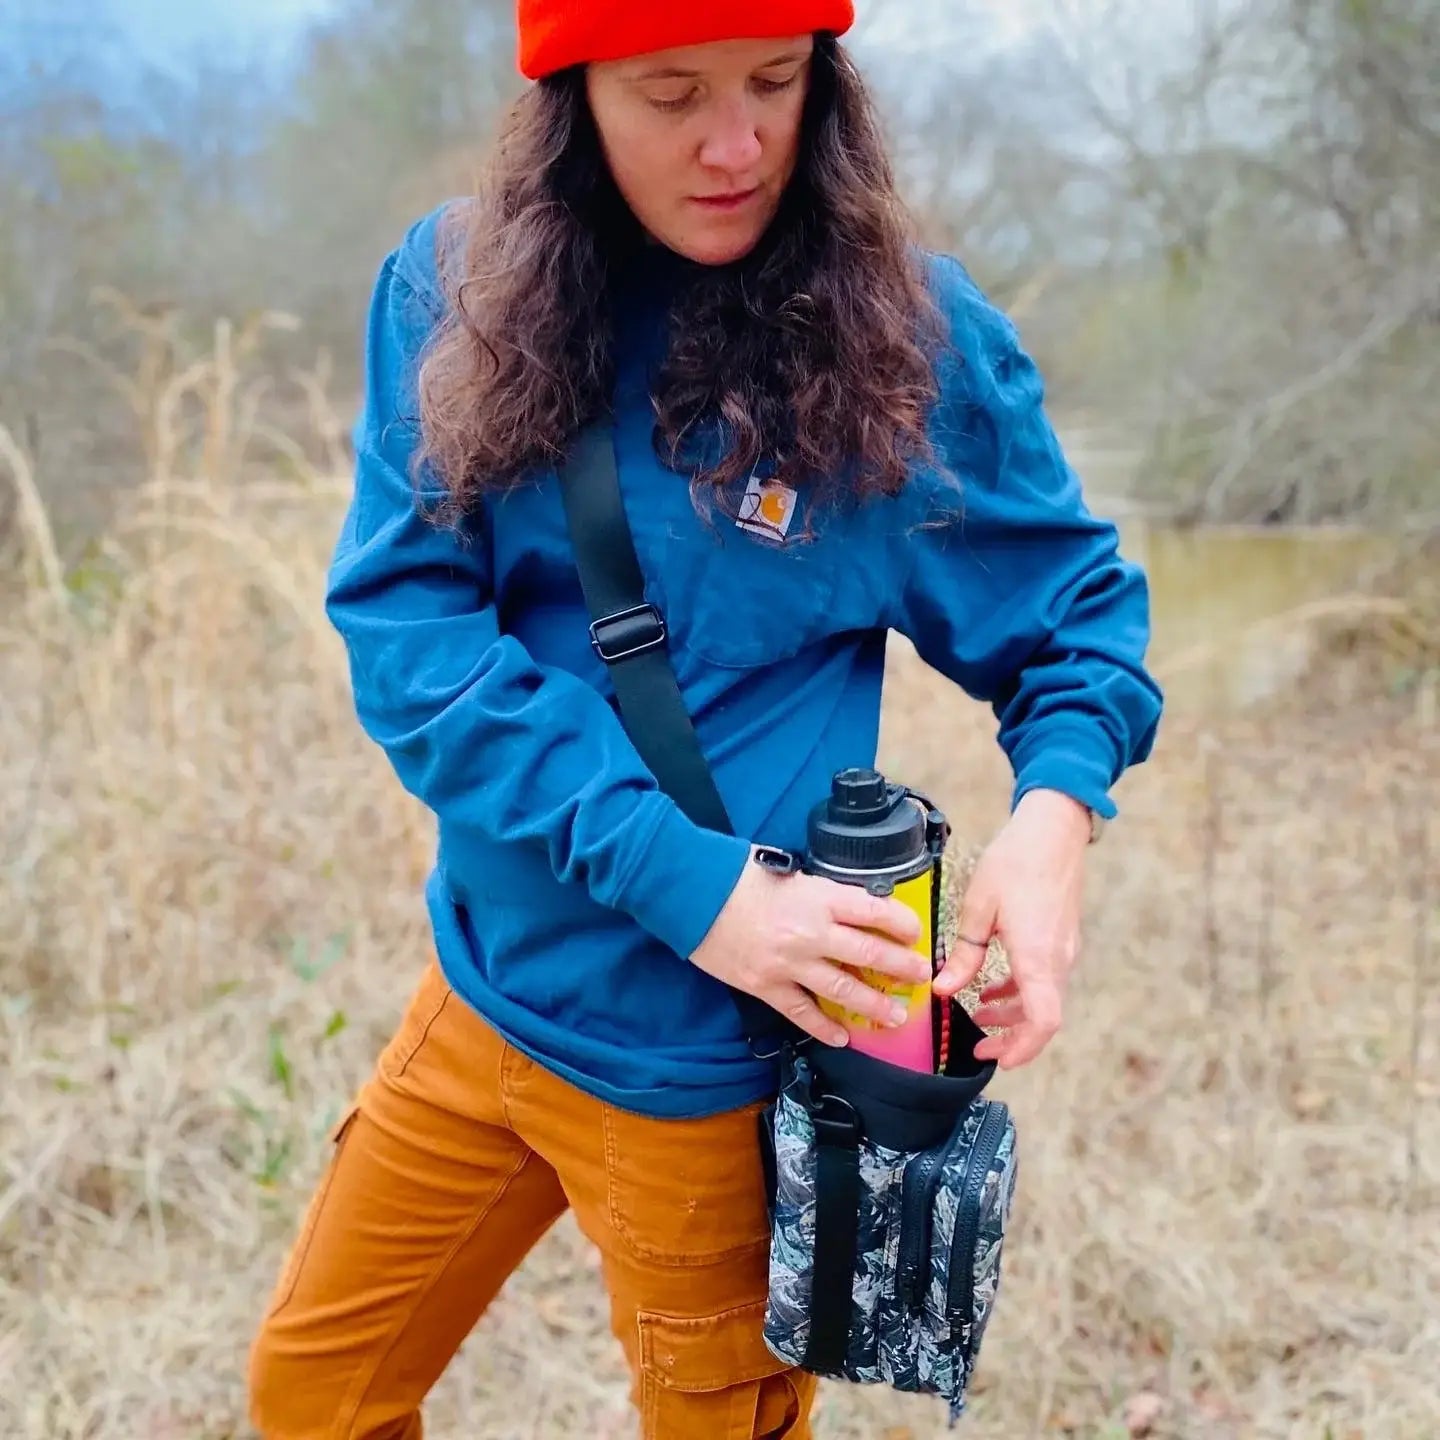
[754,72,801,96]
[648,89,697,113]
[644,71,799,112]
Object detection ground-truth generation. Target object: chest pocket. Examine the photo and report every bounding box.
[608,405,856,671]
[647,492,844,670]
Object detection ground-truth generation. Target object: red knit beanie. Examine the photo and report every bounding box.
[516,0,856,81]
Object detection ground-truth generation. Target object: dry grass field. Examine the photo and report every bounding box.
[2,398,1437,1439]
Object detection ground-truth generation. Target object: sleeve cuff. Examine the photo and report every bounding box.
[613,800,753,960]
[1009,723,1122,821]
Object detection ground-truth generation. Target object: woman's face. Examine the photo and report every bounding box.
[586,35,814,267]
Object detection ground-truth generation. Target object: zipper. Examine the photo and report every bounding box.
[895,1116,966,1312]
[945,1101,1009,1329]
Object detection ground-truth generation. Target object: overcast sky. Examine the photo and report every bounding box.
[109,0,346,72]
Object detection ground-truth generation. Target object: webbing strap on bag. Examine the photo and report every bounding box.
[804,1111,863,1373]
[554,421,787,1052]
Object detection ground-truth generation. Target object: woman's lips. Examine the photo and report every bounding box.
[691,187,760,211]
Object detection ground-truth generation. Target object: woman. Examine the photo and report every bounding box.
[248,3,1163,1437]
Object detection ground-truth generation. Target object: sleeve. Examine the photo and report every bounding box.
[891,259,1164,819]
[324,252,751,959]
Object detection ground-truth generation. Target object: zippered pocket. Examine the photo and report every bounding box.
[894,1118,965,1312]
[943,1100,1016,1366]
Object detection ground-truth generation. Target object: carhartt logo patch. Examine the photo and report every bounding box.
[737,475,798,540]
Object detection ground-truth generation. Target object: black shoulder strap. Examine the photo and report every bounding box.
[556,424,734,833]
[555,421,788,1052]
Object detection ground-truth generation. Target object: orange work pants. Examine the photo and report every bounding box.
[247,961,815,1438]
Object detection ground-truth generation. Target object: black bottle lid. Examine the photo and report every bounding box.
[806,768,928,875]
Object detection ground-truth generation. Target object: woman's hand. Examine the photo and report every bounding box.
[934,789,1092,1070]
[691,850,931,1048]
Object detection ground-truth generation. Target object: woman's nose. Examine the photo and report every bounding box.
[697,97,764,175]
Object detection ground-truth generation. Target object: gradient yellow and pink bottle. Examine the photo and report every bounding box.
[805,769,949,1073]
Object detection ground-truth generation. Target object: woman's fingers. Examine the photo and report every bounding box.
[826,883,923,946]
[979,974,1018,1002]
[935,877,998,998]
[766,983,850,1048]
[823,922,930,984]
[973,968,1064,1069]
[971,996,1025,1029]
[794,959,911,1030]
[973,969,1023,1026]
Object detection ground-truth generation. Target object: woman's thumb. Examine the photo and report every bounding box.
[935,877,997,997]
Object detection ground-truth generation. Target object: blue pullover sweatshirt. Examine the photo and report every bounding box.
[325,203,1164,1118]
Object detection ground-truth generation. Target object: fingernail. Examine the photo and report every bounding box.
[889,1002,908,1026]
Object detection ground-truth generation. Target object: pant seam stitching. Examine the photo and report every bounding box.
[499,1042,519,1129]
[328,1144,534,1439]
[392,987,451,1080]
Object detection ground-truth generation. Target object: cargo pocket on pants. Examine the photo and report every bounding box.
[638,1300,803,1440]
[264,1103,360,1320]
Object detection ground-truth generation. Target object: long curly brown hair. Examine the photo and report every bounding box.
[416,35,947,529]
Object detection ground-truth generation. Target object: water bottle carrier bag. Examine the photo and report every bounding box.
[759,1032,1017,1421]
[557,423,1019,1422]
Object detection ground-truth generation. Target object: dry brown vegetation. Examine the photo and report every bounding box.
[1,330,1437,1439]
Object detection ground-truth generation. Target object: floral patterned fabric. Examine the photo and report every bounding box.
[763,1090,1018,1424]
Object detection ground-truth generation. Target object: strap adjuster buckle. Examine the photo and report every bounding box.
[589,603,667,664]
